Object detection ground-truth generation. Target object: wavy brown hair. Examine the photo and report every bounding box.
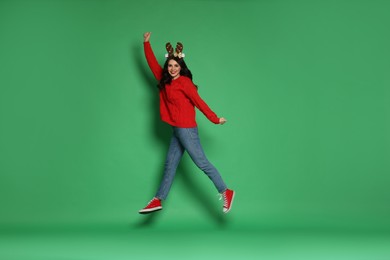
[158,57,195,89]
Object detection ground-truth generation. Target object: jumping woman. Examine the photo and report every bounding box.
[139,32,235,214]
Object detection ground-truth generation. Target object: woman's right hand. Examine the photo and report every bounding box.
[144,32,151,42]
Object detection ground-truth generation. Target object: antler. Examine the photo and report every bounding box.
[175,42,183,54]
[166,42,174,56]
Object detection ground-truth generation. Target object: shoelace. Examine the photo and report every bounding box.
[218,193,228,207]
[147,197,158,206]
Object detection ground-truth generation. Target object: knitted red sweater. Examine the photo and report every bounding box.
[144,42,220,128]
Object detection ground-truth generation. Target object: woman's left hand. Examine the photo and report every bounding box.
[219,117,227,125]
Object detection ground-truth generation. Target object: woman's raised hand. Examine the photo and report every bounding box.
[144,32,151,42]
[219,117,227,125]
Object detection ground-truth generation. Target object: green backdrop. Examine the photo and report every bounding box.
[1,0,389,259]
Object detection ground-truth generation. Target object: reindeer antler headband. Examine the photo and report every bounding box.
[165,42,185,59]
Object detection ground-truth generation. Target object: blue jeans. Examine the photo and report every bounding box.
[155,127,227,200]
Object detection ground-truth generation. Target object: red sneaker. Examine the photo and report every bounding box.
[138,197,162,214]
[221,189,235,213]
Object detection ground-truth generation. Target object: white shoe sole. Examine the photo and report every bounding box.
[138,206,162,214]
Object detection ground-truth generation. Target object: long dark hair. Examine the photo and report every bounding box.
[158,57,195,89]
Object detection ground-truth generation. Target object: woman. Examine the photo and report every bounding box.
[139,32,235,214]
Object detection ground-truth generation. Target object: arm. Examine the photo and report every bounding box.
[143,32,163,81]
[182,78,226,125]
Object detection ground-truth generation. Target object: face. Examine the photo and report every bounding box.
[167,59,181,80]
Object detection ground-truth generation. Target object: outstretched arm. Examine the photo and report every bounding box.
[183,79,227,125]
[143,32,163,81]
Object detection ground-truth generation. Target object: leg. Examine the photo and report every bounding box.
[174,127,227,193]
[155,131,185,200]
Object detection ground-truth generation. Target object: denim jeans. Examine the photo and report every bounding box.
[155,127,227,200]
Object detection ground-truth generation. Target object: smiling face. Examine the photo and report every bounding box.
[167,59,181,80]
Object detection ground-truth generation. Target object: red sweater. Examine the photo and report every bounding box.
[144,42,220,128]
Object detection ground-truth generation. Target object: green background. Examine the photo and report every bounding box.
[1,0,389,259]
